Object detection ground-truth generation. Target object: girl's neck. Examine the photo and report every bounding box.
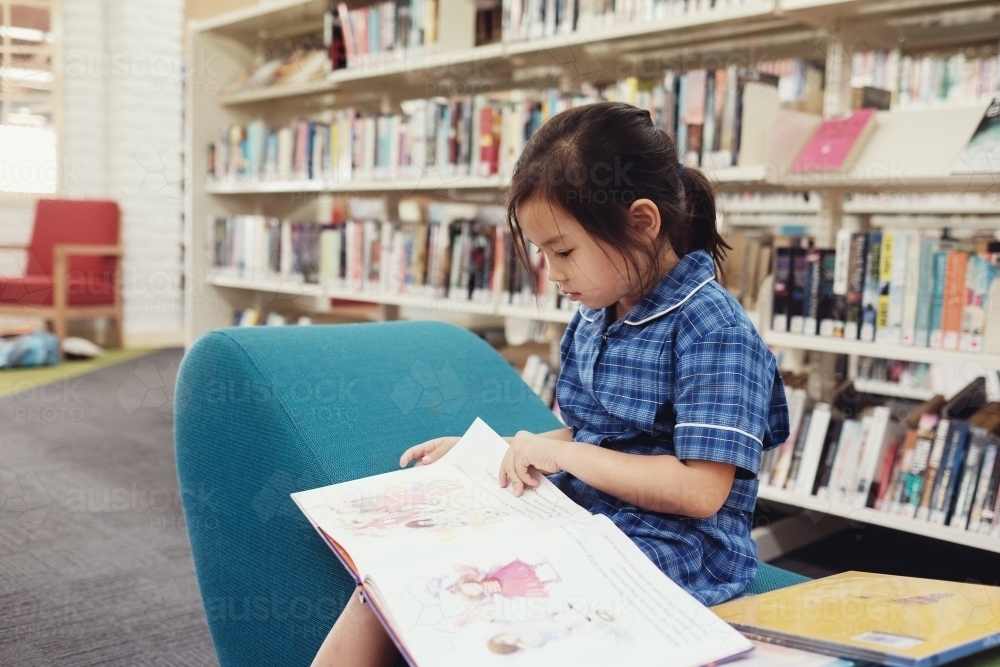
[612,248,680,321]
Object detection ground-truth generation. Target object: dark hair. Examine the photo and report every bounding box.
[505,101,729,295]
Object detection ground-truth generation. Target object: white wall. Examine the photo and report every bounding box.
[29,0,185,346]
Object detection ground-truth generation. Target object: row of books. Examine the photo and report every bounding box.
[208,214,574,310]
[207,60,820,184]
[760,379,1000,539]
[500,0,762,42]
[850,48,1000,109]
[328,0,439,69]
[521,353,557,409]
[853,356,933,393]
[771,230,1000,353]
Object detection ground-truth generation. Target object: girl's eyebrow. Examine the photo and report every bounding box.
[539,234,568,247]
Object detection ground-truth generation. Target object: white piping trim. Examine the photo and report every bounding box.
[675,422,763,445]
[577,308,596,323]
[624,276,715,325]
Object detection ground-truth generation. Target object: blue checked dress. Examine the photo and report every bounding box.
[549,249,790,606]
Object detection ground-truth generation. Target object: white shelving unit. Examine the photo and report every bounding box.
[186,0,1000,555]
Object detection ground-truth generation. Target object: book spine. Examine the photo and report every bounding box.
[928,420,969,525]
[915,417,951,520]
[772,246,792,332]
[813,418,844,497]
[844,232,868,340]
[905,415,941,517]
[830,229,851,338]
[886,231,909,345]
[977,441,1000,534]
[911,237,937,347]
[874,231,893,342]
[793,404,832,496]
[928,250,948,349]
[941,250,968,351]
[859,231,882,342]
[803,249,822,335]
[950,431,985,530]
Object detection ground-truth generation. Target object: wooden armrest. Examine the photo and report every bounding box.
[53,244,124,259]
[0,243,28,251]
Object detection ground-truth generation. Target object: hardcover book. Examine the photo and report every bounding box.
[791,108,877,173]
[291,419,754,666]
[713,572,1000,667]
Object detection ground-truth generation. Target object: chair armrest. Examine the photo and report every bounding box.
[53,244,124,260]
[0,243,28,251]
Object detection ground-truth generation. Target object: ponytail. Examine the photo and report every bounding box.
[678,165,729,280]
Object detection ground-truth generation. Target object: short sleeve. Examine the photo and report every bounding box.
[672,325,783,479]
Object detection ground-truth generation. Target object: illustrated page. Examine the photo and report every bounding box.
[369,514,752,667]
[291,418,586,578]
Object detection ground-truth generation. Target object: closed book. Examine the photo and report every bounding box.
[736,71,780,167]
[816,250,840,337]
[767,388,809,488]
[911,237,938,347]
[950,97,1000,174]
[874,231,894,342]
[713,571,1000,667]
[885,231,910,345]
[928,420,970,525]
[860,232,882,342]
[772,246,792,332]
[941,251,968,351]
[813,417,844,496]
[801,250,821,335]
[829,229,851,337]
[789,246,810,334]
[928,251,948,349]
[792,404,833,496]
[976,441,1000,534]
[853,406,892,506]
[791,107,877,173]
[784,410,813,489]
[949,428,987,530]
[902,414,940,517]
[966,440,997,532]
[844,232,868,340]
[915,417,951,520]
[881,428,917,512]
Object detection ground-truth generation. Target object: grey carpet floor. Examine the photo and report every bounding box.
[0,349,218,667]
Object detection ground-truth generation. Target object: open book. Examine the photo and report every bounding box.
[292,418,754,666]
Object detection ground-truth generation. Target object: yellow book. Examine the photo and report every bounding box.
[712,571,1000,667]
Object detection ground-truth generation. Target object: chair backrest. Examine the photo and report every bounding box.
[26,199,120,277]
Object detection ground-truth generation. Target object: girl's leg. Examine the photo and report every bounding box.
[311,588,399,667]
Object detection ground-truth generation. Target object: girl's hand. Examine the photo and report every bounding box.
[499,431,565,497]
[399,437,460,468]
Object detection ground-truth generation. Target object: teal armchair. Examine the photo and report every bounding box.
[174,321,807,667]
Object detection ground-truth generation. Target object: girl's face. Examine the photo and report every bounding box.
[516,198,637,312]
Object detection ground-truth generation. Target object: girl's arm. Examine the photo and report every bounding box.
[499,431,735,519]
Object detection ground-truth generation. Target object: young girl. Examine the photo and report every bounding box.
[311,101,790,667]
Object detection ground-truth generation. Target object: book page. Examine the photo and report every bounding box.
[291,418,586,579]
[367,514,752,667]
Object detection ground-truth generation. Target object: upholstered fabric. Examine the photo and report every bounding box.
[0,274,115,305]
[174,321,810,667]
[25,199,120,276]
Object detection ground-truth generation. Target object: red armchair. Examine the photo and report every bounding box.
[0,199,124,346]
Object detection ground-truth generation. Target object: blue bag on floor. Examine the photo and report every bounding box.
[0,332,60,369]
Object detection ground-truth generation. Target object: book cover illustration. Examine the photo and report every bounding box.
[951,98,1000,174]
[319,477,510,540]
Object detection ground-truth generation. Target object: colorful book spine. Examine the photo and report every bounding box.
[844,232,868,340]
[875,231,894,342]
[859,231,882,342]
[928,251,948,349]
[885,231,909,345]
[941,250,969,351]
[928,420,970,525]
[911,237,938,347]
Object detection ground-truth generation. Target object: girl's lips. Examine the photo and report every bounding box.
[565,292,581,301]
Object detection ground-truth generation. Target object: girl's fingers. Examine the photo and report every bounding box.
[399,441,435,467]
[515,459,539,489]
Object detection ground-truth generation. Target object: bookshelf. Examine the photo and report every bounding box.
[186,0,1000,554]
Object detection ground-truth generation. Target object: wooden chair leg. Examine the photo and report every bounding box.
[113,312,124,349]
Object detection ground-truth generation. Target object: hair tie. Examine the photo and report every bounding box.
[677,163,686,177]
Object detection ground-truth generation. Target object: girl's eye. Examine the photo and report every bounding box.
[555,250,573,258]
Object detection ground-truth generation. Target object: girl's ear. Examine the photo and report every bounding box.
[628,198,661,241]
